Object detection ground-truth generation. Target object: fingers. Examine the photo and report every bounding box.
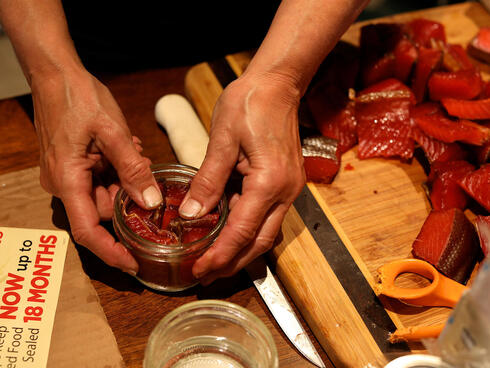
[197,204,287,285]
[132,136,142,145]
[92,183,121,221]
[95,126,162,211]
[179,132,238,219]
[192,185,277,279]
[62,188,138,274]
[132,136,143,153]
[92,186,113,221]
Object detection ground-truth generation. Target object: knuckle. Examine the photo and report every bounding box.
[39,152,63,196]
[293,171,306,195]
[251,174,278,201]
[71,227,91,247]
[227,222,256,246]
[93,117,129,147]
[212,253,234,271]
[192,172,217,199]
[208,130,234,150]
[100,245,120,269]
[271,163,305,200]
[121,157,151,183]
[253,236,274,255]
[252,169,291,202]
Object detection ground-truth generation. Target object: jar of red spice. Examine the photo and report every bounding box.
[113,163,228,291]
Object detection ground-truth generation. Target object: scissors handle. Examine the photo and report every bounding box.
[375,259,468,307]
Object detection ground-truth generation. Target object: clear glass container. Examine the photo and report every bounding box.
[113,163,228,292]
[143,300,279,368]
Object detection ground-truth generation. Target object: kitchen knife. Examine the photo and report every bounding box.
[155,94,325,368]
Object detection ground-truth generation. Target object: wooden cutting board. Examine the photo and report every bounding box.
[184,3,490,367]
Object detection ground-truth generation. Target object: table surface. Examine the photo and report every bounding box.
[0,65,331,368]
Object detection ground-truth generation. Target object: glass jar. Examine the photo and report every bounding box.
[143,300,279,368]
[113,163,228,292]
[384,354,454,368]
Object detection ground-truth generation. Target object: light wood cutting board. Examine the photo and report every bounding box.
[184,3,490,367]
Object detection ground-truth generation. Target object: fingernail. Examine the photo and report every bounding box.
[200,275,215,286]
[194,269,207,279]
[143,186,163,208]
[193,260,209,279]
[125,269,137,277]
[180,198,202,218]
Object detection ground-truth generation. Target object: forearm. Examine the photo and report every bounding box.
[245,0,369,95]
[0,0,83,85]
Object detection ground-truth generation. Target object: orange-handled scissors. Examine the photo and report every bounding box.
[375,258,468,343]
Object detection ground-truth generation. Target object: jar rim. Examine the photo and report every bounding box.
[113,163,228,257]
[145,299,279,367]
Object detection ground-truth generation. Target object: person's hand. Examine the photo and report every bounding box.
[179,72,306,285]
[31,68,162,274]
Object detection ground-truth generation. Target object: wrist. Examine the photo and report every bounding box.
[239,70,303,106]
[28,51,85,87]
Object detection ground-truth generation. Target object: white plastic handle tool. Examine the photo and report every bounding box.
[154,94,209,169]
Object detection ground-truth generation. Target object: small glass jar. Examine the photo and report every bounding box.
[384,354,454,368]
[113,163,228,292]
[143,300,279,368]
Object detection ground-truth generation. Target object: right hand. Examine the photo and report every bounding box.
[31,68,162,274]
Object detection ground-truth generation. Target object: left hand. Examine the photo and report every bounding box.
[178,72,306,285]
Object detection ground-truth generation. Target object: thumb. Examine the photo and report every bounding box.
[179,135,237,219]
[97,127,162,210]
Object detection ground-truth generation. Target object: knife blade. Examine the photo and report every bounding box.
[155,94,325,368]
[245,256,326,368]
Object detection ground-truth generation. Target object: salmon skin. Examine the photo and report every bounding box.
[475,215,490,257]
[457,164,490,212]
[411,102,490,145]
[355,79,415,160]
[467,27,490,65]
[302,136,341,184]
[412,208,480,283]
[427,160,474,211]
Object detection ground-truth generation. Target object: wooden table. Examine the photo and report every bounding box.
[0,65,330,367]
